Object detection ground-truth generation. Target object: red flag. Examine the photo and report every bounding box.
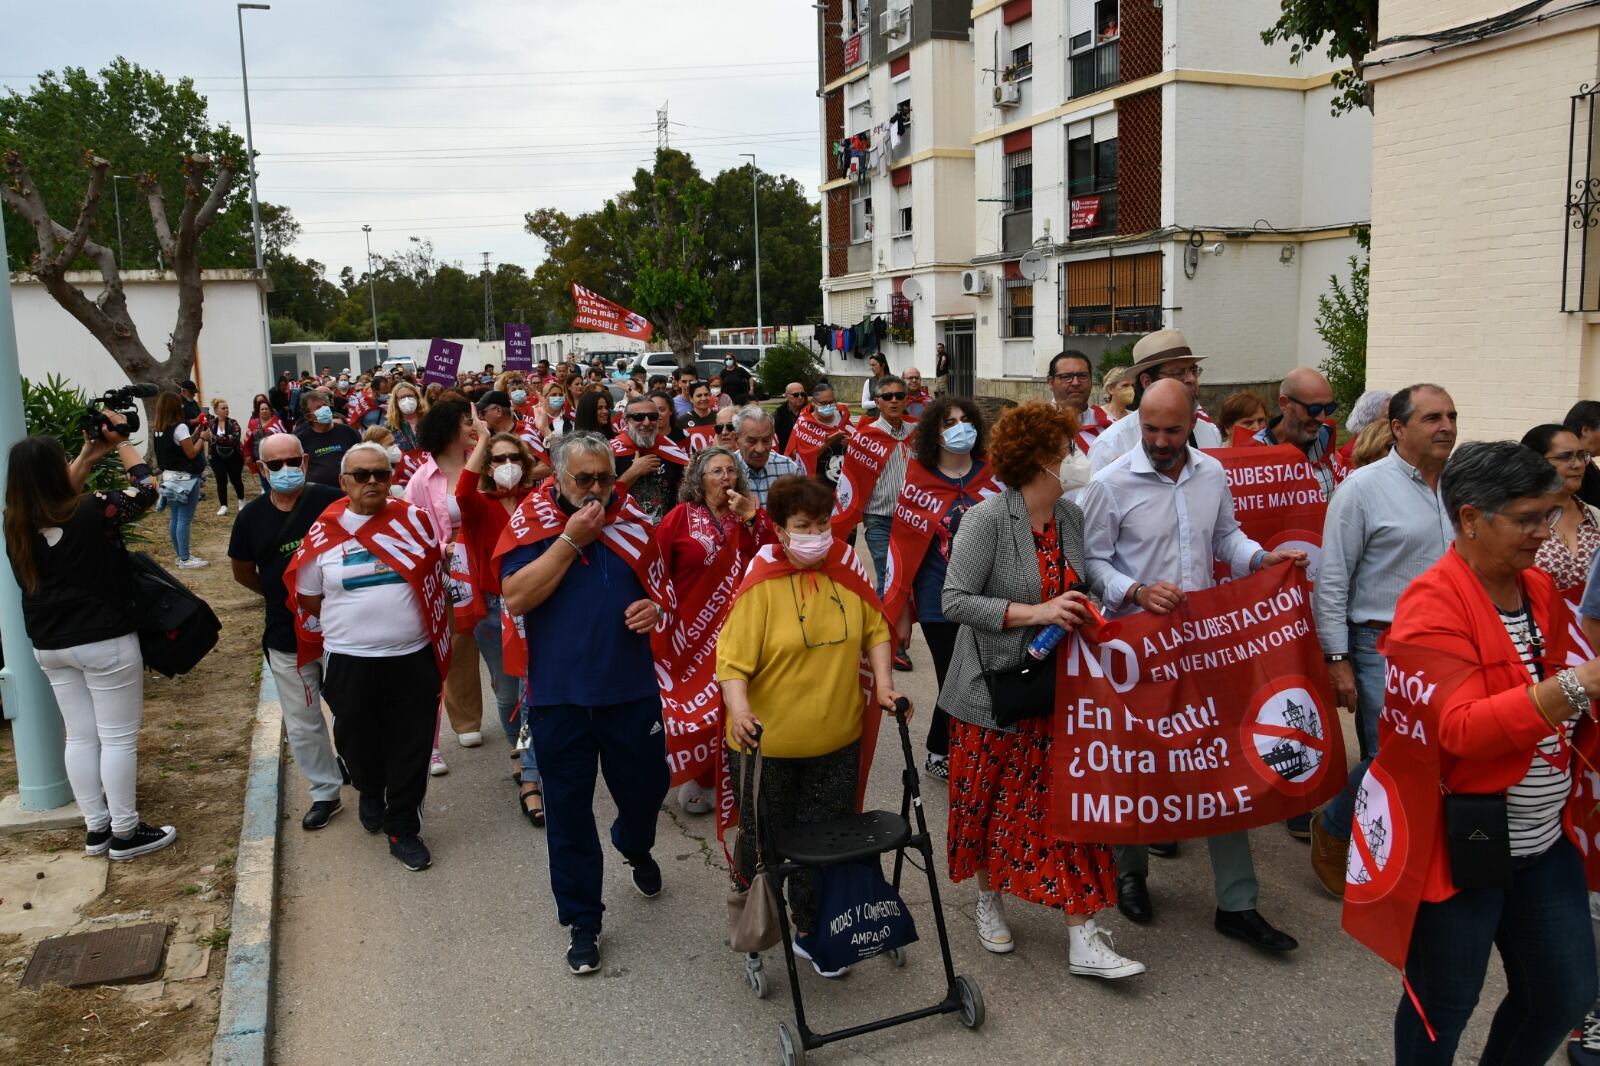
[572,283,654,342]
[1047,564,1346,843]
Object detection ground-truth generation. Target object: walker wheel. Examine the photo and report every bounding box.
[956,974,985,1030]
[884,946,907,967]
[778,1021,806,1066]
[745,954,769,999]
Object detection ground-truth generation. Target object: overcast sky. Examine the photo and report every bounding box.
[0,1,821,279]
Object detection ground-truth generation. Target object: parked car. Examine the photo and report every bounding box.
[379,356,419,379]
[630,350,686,381]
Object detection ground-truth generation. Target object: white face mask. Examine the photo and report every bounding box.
[1056,449,1092,494]
[398,396,418,415]
[384,445,403,464]
[492,463,523,490]
[783,530,833,566]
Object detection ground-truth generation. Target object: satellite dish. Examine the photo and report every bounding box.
[1019,248,1049,281]
[900,277,924,303]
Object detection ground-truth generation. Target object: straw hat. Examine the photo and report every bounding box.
[1127,329,1205,375]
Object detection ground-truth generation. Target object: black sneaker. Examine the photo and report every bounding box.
[85,827,113,857]
[567,927,602,975]
[388,834,431,872]
[923,753,949,781]
[893,648,913,672]
[302,798,342,831]
[108,823,178,861]
[358,793,383,833]
[627,854,663,898]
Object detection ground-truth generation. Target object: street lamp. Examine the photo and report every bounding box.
[740,153,763,351]
[363,225,381,361]
[238,3,272,383]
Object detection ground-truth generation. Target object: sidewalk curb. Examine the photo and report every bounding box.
[211,659,283,1066]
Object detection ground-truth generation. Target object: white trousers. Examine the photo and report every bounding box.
[35,633,144,836]
[265,648,343,801]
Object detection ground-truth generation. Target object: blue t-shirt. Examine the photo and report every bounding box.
[911,467,986,624]
[501,536,659,708]
[1580,549,1600,621]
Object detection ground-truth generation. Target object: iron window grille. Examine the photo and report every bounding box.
[1565,83,1600,311]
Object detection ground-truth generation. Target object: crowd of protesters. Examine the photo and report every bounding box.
[15,338,1600,1064]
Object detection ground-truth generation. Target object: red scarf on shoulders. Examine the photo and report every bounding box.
[784,403,852,474]
[610,432,690,468]
[830,419,914,538]
[881,459,1002,623]
[281,496,453,677]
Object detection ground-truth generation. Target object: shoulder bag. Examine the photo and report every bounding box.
[978,522,1074,728]
[726,747,783,953]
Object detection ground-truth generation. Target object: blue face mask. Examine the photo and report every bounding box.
[313,405,334,425]
[267,465,306,493]
[548,395,565,412]
[816,403,837,418]
[942,421,978,454]
[510,389,528,406]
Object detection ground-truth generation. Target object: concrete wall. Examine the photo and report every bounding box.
[1382,0,1510,38]
[1171,84,1307,227]
[10,271,268,446]
[1366,24,1600,439]
[1172,0,1309,77]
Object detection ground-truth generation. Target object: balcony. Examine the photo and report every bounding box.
[847,240,873,275]
[1070,39,1120,99]
[1001,209,1033,254]
[1067,187,1119,240]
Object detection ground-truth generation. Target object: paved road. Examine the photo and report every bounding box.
[274,626,1524,1066]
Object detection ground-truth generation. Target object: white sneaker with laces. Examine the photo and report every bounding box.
[457,731,483,748]
[678,779,712,815]
[791,937,850,979]
[217,505,228,516]
[176,556,209,570]
[1067,921,1146,980]
[429,749,449,776]
[975,890,1014,954]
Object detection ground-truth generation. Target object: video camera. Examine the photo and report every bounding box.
[78,383,160,442]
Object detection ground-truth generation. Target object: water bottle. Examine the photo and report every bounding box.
[1028,624,1067,660]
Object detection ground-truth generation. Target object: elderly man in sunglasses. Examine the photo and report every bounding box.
[615,397,684,523]
[229,433,347,831]
[1254,367,1345,499]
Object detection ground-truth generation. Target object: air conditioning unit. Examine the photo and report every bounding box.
[879,8,909,38]
[993,82,1022,108]
[961,269,991,296]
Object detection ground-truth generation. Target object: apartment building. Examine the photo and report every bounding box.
[1364,1,1600,440]
[816,0,1372,401]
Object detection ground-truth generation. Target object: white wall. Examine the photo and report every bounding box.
[1293,235,1361,369]
[1300,85,1373,227]
[11,271,268,445]
[1169,238,1302,384]
[1172,84,1305,227]
[1173,0,1314,76]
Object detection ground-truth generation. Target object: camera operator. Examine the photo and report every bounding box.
[153,391,212,569]
[2,411,178,861]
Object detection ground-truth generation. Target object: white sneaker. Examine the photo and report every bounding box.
[176,556,209,570]
[457,731,483,748]
[1068,922,1146,980]
[791,937,850,979]
[429,750,449,776]
[975,890,1014,954]
[216,505,228,516]
[678,779,712,815]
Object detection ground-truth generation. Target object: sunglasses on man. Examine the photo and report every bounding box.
[627,412,660,423]
[262,456,304,471]
[345,468,392,484]
[1288,396,1340,419]
[877,391,907,403]
[567,472,617,490]
[715,423,738,435]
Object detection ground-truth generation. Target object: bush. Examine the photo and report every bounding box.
[1096,342,1135,378]
[757,340,823,397]
[270,316,317,343]
[1316,227,1370,414]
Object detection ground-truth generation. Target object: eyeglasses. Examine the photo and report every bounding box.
[1050,371,1091,383]
[488,453,523,466]
[627,412,660,423]
[1288,396,1340,419]
[786,391,805,399]
[1550,450,1594,464]
[1494,506,1565,534]
[1159,365,1204,382]
[715,424,738,435]
[789,575,850,648]
[345,468,393,484]
[567,472,617,490]
[877,391,907,402]
[262,456,304,471]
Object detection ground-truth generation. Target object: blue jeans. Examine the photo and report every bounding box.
[473,596,522,742]
[530,695,670,931]
[167,481,202,560]
[1396,838,1596,1064]
[863,513,893,596]
[1320,624,1385,839]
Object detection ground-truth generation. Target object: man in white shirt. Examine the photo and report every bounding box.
[861,375,916,670]
[1080,380,1307,955]
[1088,329,1220,475]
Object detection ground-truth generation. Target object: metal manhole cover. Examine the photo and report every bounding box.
[20,922,168,989]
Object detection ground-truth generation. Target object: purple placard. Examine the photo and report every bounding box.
[504,323,532,370]
[422,337,463,389]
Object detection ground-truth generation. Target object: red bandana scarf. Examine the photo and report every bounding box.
[282,496,454,677]
[610,432,690,468]
[830,420,913,538]
[784,403,852,474]
[880,459,1002,624]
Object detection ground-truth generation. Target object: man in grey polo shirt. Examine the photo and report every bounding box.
[1307,383,1457,895]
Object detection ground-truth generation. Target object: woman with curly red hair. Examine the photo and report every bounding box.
[936,401,1144,979]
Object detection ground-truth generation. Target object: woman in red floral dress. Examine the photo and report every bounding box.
[936,401,1143,979]
[1523,424,1600,590]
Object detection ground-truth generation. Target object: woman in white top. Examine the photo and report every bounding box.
[861,353,889,417]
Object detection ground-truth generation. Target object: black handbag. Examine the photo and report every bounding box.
[1442,793,1512,890]
[129,552,221,677]
[979,525,1069,729]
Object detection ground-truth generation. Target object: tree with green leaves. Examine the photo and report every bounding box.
[1316,227,1370,412]
[706,165,822,329]
[0,60,246,398]
[1261,1,1379,115]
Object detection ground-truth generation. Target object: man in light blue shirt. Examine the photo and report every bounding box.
[1307,384,1456,896]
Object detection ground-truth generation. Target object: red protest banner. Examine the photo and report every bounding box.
[1069,195,1101,231]
[1203,443,1329,582]
[572,283,654,342]
[1047,564,1344,844]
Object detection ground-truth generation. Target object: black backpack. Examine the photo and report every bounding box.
[128,552,221,677]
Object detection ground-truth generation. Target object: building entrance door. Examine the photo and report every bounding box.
[941,318,976,397]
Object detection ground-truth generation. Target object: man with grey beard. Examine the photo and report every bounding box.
[614,396,682,523]
[1079,378,1308,955]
